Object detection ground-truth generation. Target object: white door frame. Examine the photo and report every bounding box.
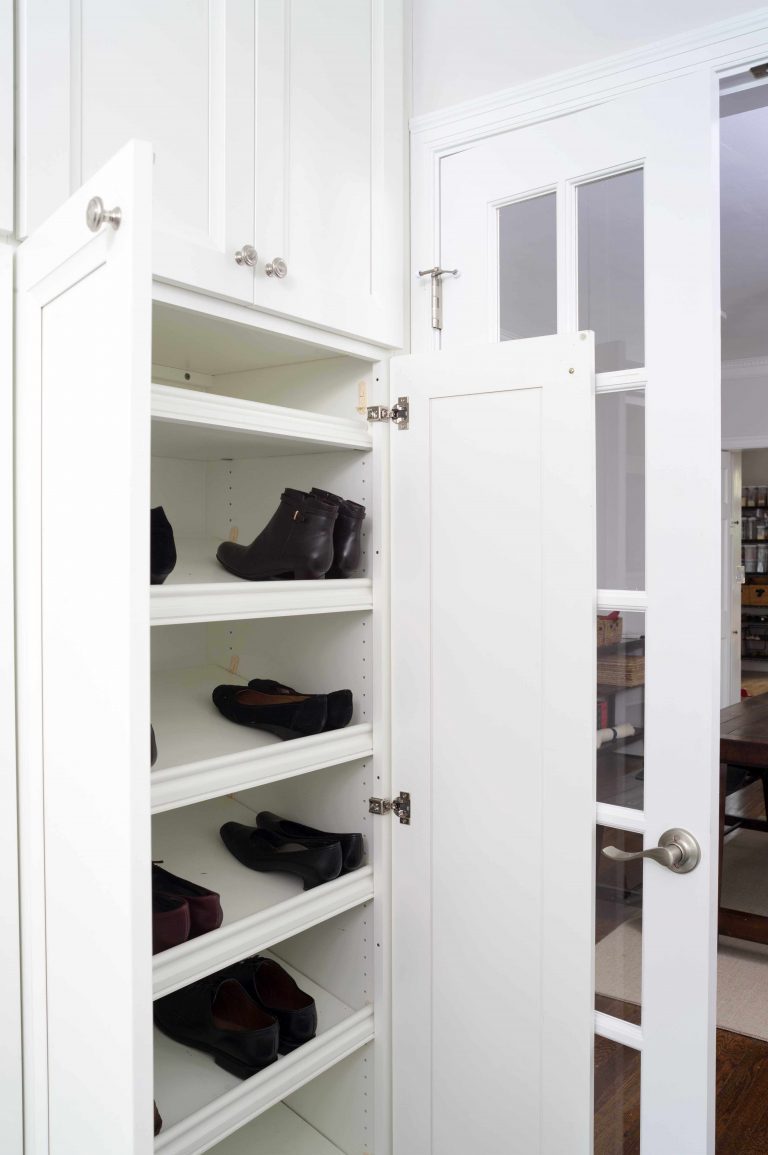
[410,10,768,1153]
[721,450,743,708]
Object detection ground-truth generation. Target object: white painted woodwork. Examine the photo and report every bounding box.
[435,72,721,1153]
[721,451,743,707]
[20,0,404,345]
[390,335,596,1154]
[15,142,154,1154]
[202,1103,344,1154]
[151,571,373,625]
[0,247,22,1152]
[0,0,12,234]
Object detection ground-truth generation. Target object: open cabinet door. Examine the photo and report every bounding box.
[390,335,596,1154]
[15,141,153,1154]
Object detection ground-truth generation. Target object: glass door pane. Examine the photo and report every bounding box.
[499,193,557,340]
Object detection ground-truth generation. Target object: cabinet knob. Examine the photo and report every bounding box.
[235,244,258,267]
[265,257,288,279]
[86,196,122,232]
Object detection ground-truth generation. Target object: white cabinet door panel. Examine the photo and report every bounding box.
[390,335,596,1154]
[15,141,153,1154]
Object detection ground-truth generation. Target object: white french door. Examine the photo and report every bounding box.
[428,72,721,1153]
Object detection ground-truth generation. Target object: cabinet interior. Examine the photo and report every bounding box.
[149,299,382,1153]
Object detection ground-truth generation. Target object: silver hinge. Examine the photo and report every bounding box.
[367,396,409,431]
[369,791,411,825]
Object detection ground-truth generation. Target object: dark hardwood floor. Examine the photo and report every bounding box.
[594,778,768,1152]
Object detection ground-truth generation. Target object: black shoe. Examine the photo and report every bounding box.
[310,487,366,578]
[219,823,343,890]
[216,956,317,1054]
[216,489,337,581]
[256,810,364,874]
[151,724,157,766]
[245,678,352,733]
[151,507,177,585]
[212,684,328,740]
[153,976,279,1079]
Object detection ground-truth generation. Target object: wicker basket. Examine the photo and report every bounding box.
[596,655,645,688]
[597,613,623,648]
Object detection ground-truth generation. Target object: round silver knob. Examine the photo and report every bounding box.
[265,257,288,279]
[235,244,258,267]
[86,196,122,232]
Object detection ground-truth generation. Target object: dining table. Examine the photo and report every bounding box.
[719,691,768,944]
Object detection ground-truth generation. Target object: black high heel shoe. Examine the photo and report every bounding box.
[255,810,364,874]
[245,677,352,732]
[219,823,343,890]
[212,684,328,740]
[216,489,337,581]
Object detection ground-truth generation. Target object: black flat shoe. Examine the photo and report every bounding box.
[219,823,342,890]
[153,976,279,1079]
[245,677,352,732]
[216,956,317,1054]
[256,810,364,874]
[212,684,328,739]
[311,487,366,578]
[151,506,177,585]
[216,488,337,581]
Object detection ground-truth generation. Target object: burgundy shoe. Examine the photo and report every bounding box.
[152,863,223,938]
[152,892,190,954]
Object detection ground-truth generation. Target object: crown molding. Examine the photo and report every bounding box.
[410,8,768,145]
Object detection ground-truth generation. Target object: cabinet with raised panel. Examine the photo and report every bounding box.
[20,0,403,346]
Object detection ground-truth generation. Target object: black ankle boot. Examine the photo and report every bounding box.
[151,507,177,585]
[216,489,337,581]
[310,488,366,578]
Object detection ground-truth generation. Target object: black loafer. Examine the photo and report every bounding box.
[153,976,279,1079]
[219,823,342,890]
[255,810,364,874]
[245,678,352,732]
[217,956,317,1053]
[212,684,327,739]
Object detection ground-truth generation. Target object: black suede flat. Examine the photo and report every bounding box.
[212,684,327,739]
[256,810,364,874]
[245,677,352,732]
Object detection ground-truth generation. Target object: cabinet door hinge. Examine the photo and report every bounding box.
[367,396,409,430]
[369,791,411,825]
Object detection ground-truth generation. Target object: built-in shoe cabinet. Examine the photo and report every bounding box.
[147,300,386,1152]
[14,145,391,1155]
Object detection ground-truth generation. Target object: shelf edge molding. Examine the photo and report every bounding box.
[153,867,375,999]
[151,723,374,813]
[150,579,374,625]
[151,382,373,452]
[154,1007,374,1155]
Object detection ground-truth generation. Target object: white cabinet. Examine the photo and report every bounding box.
[14,146,596,1154]
[20,0,404,346]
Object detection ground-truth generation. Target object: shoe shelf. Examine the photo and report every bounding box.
[200,1102,344,1155]
[151,383,372,459]
[154,953,374,1155]
[152,796,374,999]
[151,665,374,814]
[151,537,373,625]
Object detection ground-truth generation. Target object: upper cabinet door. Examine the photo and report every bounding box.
[252,0,404,346]
[15,141,154,1154]
[21,0,256,303]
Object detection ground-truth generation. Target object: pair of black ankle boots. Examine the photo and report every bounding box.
[217,487,365,582]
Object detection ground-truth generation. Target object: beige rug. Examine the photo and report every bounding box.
[596,830,768,1041]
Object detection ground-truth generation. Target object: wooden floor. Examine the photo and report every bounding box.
[594,778,768,1152]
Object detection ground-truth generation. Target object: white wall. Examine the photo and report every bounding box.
[411,0,765,117]
[723,363,768,446]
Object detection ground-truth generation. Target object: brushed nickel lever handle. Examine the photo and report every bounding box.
[86,197,122,232]
[602,828,700,873]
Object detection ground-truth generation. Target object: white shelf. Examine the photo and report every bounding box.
[154,952,373,1155]
[152,796,373,998]
[151,383,372,460]
[151,538,373,624]
[199,1103,344,1155]
[151,665,374,813]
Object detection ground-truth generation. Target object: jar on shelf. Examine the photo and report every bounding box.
[746,487,757,508]
[745,544,758,572]
[759,487,768,508]
[758,544,768,574]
